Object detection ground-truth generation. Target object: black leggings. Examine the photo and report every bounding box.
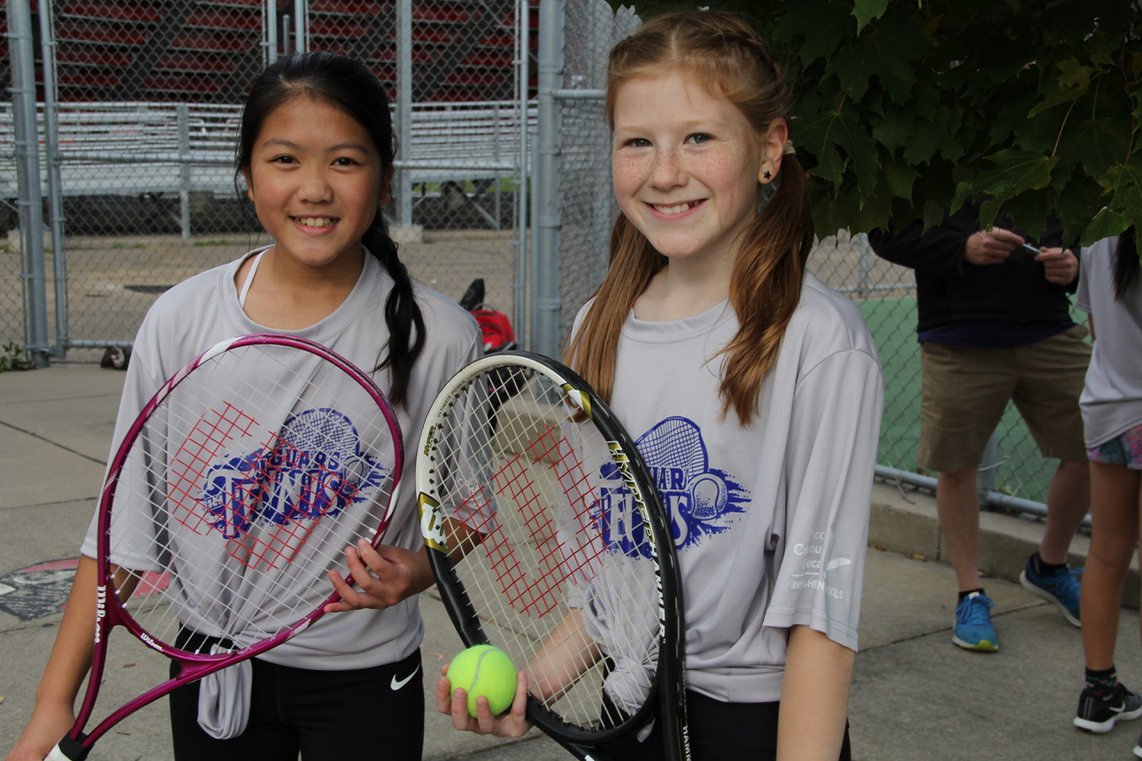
[601,690,852,761]
[168,644,424,761]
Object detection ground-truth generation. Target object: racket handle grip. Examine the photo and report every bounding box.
[47,736,89,761]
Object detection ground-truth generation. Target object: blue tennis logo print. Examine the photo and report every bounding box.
[195,408,386,539]
[595,416,748,557]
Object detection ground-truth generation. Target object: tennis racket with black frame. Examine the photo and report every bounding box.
[47,333,404,761]
[416,351,690,761]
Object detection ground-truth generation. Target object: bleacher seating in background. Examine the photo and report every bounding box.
[21,0,538,104]
[0,1,539,235]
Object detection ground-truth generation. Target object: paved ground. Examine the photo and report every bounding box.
[0,231,519,365]
[3,364,1142,760]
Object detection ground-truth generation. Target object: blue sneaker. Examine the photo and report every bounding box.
[1020,556,1082,627]
[953,591,998,652]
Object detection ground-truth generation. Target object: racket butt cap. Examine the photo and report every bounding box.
[48,735,89,761]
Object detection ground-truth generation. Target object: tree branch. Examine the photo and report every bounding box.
[1051,98,1078,158]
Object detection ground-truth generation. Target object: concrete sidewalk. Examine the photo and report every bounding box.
[2,364,1141,760]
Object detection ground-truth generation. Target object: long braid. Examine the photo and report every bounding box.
[365,216,426,407]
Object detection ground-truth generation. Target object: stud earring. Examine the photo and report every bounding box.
[763,170,772,181]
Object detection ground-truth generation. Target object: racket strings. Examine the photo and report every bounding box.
[166,402,258,517]
[431,369,661,731]
[107,342,399,654]
[170,425,340,570]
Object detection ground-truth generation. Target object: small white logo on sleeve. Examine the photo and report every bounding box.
[790,553,852,599]
[391,663,421,691]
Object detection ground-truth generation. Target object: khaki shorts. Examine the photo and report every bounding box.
[918,326,1091,473]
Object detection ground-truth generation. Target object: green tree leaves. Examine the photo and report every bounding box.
[852,0,891,34]
[608,0,1141,245]
[777,0,1141,244]
[827,15,929,104]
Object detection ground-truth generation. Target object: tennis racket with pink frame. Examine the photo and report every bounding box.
[48,333,403,761]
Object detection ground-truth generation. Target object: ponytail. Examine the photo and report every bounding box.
[564,214,664,402]
[718,150,813,424]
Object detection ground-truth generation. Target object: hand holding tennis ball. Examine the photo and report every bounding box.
[447,645,518,717]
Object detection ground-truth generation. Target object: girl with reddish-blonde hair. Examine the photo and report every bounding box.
[437,10,883,760]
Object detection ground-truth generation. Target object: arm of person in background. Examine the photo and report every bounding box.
[1031,246,1079,286]
[963,228,1024,265]
[776,625,855,761]
[1030,211,1081,293]
[867,204,1010,277]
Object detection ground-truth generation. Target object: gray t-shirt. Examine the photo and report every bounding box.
[573,272,883,703]
[83,248,481,670]
[1075,237,1142,448]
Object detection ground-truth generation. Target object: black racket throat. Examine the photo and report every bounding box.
[418,351,688,759]
[56,734,90,761]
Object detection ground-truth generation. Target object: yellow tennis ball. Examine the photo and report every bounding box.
[447,644,518,717]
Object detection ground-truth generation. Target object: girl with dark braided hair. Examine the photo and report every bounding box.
[8,52,481,761]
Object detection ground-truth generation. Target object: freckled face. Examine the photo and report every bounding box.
[611,72,768,268]
[243,96,388,272]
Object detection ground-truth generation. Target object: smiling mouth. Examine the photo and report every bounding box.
[292,216,337,228]
[651,201,703,215]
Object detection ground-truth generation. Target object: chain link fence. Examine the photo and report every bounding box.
[814,234,1090,509]
[299,0,531,321]
[0,2,17,355]
[1,0,1078,508]
[2,0,533,362]
[551,1,1069,507]
[557,0,635,339]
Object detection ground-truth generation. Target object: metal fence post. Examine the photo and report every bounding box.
[858,232,871,299]
[493,101,501,232]
[9,0,49,366]
[293,0,308,54]
[534,0,564,359]
[513,0,531,350]
[511,0,527,347]
[396,0,413,229]
[178,104,191,240]
[38,0,68,358]
[264,0,279,63]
